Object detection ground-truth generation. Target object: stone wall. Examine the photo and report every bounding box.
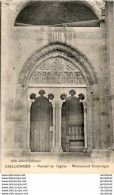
[105,1,114,149]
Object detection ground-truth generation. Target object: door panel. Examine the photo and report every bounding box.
[61,97,84,152]
[30,96,52,152]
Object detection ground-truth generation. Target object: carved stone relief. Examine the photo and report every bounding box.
[29,57,85,85]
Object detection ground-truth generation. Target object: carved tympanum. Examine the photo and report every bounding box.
[29,57,85,85]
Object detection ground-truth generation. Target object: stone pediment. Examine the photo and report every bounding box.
[29,57,85,85]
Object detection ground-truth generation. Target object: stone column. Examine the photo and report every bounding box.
[50,101,64,153]
[51,102,56,152]
[83,102,87,149]
[26,100,33,151]
[56,102,63,151]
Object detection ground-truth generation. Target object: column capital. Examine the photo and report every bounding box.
[58,101,65,108]
[49,100,65,107]
[83,101,87,108]
[28,99,34,103]
[49,100,56,107]
[83,102,87,113]
[80,100,87,107]
[27,100,34,109]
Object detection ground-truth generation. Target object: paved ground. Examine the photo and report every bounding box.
[6,151,113,163]
[24,152,93,163]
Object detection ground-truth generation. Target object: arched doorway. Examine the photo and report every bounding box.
[61,90,84,152]
[28,55,87,152]
[16,42,98,153]
[30,90,53,152]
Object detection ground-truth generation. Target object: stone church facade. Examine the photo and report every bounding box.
[2,0,114,161]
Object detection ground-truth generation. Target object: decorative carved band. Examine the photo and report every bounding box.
[30,71,85,84]
[29,57,85,85]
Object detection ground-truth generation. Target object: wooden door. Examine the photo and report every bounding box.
[30,96,52,152]
[61,96,84,152]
